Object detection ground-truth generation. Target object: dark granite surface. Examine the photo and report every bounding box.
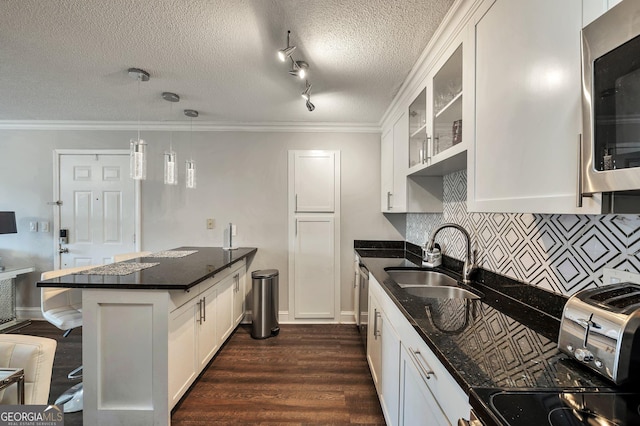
[37,247,257,290]
[355,242,631,425]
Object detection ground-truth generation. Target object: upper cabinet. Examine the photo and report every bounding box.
[467,0,603,214]
[407,38,468,178]
[293,151,336,212]
[381,111,443,213]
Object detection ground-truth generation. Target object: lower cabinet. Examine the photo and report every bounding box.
[367,289,400,425]
[168,260,247,409]
[399,344,449,426]
[367,273,470,425]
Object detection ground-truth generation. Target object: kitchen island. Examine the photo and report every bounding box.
[38,246,257,426]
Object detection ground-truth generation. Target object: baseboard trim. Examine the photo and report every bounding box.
[276,310,356,324]
[16,307,43,321]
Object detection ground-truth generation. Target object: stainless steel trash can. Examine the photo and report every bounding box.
[251,269,279,339]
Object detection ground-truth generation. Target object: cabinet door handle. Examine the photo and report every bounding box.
[197,299,203,324]
[354,270,358,289]
[373,309,381,339]
[409,347,435,382]
[386,191,392,210]
[295,194,298,212]
[202,297,206,322]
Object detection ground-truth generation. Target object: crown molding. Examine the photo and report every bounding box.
[0,120,381,133]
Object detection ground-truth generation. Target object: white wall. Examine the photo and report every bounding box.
[0,128,403,319]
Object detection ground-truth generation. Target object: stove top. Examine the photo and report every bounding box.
[489,391,640,426]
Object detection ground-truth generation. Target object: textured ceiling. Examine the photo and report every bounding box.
[0,0,454,126]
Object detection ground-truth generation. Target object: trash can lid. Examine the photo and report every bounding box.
[252,269,279,279]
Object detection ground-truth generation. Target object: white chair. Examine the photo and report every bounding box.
[41,265,96,413]
[113,251,151,262]
[0,334,57,405]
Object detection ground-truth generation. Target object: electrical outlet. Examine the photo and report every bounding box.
[206,218,214,230]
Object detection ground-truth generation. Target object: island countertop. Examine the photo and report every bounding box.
[36,246,257,290]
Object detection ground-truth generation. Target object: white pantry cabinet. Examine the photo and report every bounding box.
[368,274,470,425]
[468,0,602,213]
[293,151,336,212]
[289,150,340,322]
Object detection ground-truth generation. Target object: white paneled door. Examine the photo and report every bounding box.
[57,153,137,267]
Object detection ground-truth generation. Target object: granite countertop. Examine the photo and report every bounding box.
[37,246,257,290]
[355,241,627,425]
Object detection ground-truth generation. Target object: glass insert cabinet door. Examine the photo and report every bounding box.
[593,34,640,172]
[432,44,462,157]
[409,88,427,168]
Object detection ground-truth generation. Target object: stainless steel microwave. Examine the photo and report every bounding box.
[581,0,640,197]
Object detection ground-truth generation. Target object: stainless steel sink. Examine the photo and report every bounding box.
[404,286,480,300]
[385,269,458,288]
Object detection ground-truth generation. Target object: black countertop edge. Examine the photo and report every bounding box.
[354,239,405,250]
[37,247,257,290]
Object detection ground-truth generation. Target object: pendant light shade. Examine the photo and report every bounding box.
[184,109,198,189]
[164,151,178,185]
[128,68,150,180]
[130,139,147,180]
[185,159,196,189]
[163,92,180,185]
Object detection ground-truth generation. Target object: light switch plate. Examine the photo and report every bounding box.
[29,221,38,232]
[40,221,50,232]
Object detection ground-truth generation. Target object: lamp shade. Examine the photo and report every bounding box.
[0,212,17,234]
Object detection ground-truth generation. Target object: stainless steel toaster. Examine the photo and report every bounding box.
[558,283,640,384]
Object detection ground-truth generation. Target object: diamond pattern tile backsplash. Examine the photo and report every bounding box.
[406,170,640,295]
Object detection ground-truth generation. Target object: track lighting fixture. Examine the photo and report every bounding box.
[306,99,315,112]
[289,59,308,79]
[301,81,312,101]
[278,31,316,111]
[277,30,296,62]
[128,68,150,180]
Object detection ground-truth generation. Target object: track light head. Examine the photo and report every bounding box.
[301,81,312,101]
[278,46,296,62]
[306,100,315,112]
[289,60,309,79]
[278,30,297,62]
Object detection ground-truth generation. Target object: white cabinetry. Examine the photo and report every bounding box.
[381,111,443,214]
[399,345,448,426]
[469,0,602,213]
[293,151,335,212]
[367,273,470,426]
[381,112,409,212]
[367,280,400,425]
[289,150,340,322]
[232,269,245,326]
[168,260,247,408]
[582,0,622,26]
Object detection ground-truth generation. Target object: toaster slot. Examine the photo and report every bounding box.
[590,286,637,303]
[608,293,640,309]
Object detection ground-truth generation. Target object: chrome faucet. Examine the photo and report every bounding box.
[423,223,477,284]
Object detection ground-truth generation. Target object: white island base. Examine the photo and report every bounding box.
[81,259,248,425]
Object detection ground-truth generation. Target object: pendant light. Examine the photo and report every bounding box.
[128,68,150,180]
[162,92,180,185]
[184,109,198,189]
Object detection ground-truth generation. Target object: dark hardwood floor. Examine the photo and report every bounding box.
[11,322,385,425]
